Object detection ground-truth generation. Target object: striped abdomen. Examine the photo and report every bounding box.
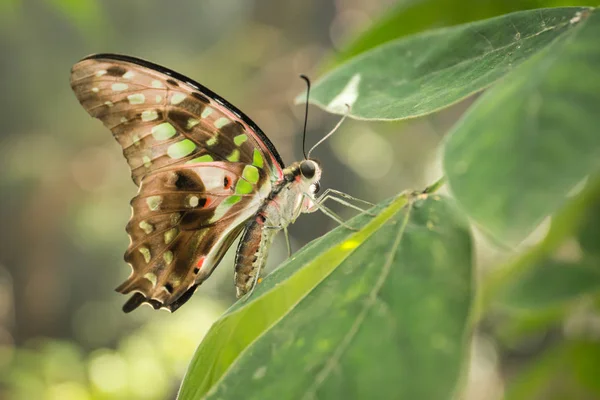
[234,215,278,297]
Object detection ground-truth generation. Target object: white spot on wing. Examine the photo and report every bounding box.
[201,107,213,118]
[170,92,186,105]
[141,110,158,121]
[127,93,145,104]
[327,73,361,113]
[111,83,128,91]
[190,166,225,190]
[188,195,199,207]
[214,117,230,128]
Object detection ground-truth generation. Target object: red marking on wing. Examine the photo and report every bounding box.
[193,256,205,274]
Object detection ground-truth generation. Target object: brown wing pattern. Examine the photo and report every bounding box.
[69,54,283,311]
[70,54,284,185]
[118,163,268,311]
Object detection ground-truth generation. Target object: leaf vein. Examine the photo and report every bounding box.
[302,201,414,399]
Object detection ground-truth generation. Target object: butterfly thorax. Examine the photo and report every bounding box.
[267,159,321,225]
[234,159,321,296]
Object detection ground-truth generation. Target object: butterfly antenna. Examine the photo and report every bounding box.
[307,104,351,159]
[300,74,311,159]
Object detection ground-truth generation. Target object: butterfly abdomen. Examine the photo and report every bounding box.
[234,214,278,297]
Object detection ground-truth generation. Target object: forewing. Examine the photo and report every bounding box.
[119,162,270,311]
[70,53,284,186]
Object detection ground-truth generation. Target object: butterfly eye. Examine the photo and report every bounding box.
[300,160,316,179]
[311,182,321,194]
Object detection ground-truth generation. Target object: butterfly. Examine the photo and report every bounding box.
[70,54,370,313]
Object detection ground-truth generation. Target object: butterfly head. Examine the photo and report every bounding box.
[298,159,322,194]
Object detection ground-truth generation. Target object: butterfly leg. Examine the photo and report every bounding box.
[310,201,359,231]
[318,195,377,216]
[316,190,377,217]
[283,226,292,258]
[319,189,375,208]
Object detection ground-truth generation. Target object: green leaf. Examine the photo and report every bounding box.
[178,195,406,399]
[475,177,600,343]
[578,198,600,257]
[179,193,473,400]
[505,340,600,400]
[301,7,589,120]
[330,0,593,68]
[443,7,600,245]
[476,175,600,320]
[497,260,600,310]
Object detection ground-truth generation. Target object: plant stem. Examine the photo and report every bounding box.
[423,176,446,194]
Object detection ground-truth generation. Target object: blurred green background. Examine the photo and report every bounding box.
[0,1,444,399]
[6,0,596,399]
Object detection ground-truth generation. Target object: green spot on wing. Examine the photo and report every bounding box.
[187,154,214,164]
[138,247,151,263]
[223,195,242,206]
[146,196,162,211]
[234,134,248,146]
[164,228,178,244]
[142,156,151,168]
[151,122,177,140]
[168,139,197,159]
[138,220,154,234]
[206,135,218,147]
[242,165,260,184]
[235,179,254,195]
[163,251,173,265]
[227,149,240,162]
[187,118,200,129]
[252,149,264,168]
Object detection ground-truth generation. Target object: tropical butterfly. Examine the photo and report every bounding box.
[70,54,370,313]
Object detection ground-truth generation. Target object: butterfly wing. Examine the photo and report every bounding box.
[120,163,269,311]
[70,54,284,311]
[70,53,284,184]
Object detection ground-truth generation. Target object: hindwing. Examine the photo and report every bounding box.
[120,163,269,311]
